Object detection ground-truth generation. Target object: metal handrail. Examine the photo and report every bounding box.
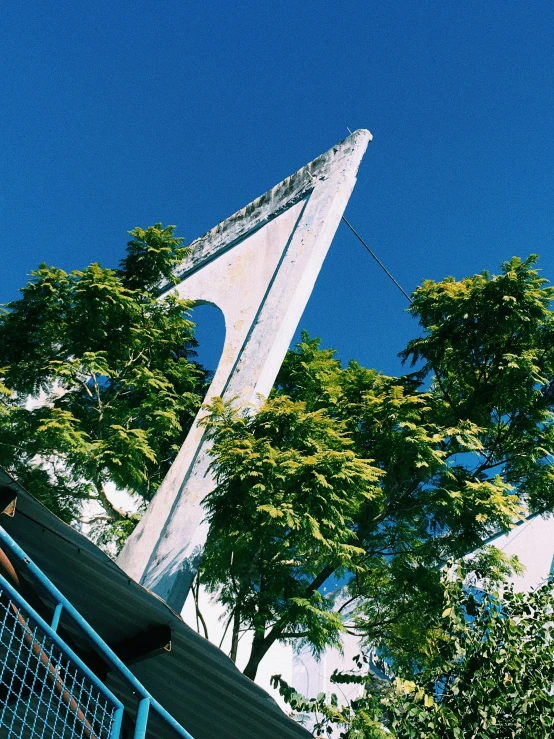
[0,525,195,739]
[0,570,125,738]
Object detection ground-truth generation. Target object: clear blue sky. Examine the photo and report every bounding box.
[2,1,554,376]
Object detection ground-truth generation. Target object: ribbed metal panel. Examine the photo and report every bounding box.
[0,470,310,739]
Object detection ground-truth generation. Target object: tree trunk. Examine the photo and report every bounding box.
[242,629,279,681]
[242,565,336,680]
[230,607,241,664]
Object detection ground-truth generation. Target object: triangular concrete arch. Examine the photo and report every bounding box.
[118,129,372,611]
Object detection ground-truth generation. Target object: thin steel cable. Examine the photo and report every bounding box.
[341,216,474,421]
[341,216,413,303]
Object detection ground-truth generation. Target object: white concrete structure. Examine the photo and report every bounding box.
[487,513,554,591]
[118,130,372,611]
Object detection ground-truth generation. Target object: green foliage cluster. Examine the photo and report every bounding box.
[200,255,554,680]
[3,230,554,732]
[385,574,554,738]
[272,662,391,739]
[201,393,381,674]
[274,571,554,738]
[0,224,206,545]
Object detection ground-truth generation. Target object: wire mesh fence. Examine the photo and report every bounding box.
[0,522,196,739]
[0,586,119,739]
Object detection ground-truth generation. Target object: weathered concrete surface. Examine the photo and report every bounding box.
[117,129,372,611]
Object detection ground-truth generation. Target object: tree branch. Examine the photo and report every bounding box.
[93,478,130,521]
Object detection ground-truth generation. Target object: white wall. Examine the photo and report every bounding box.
[488,514,554,592]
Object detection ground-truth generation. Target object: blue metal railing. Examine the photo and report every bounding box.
[0,526,194,739]
[0,571,123,738]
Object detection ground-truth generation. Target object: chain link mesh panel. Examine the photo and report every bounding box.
[0,588,118,739]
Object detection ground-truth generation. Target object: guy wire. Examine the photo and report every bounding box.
[341,216,413,304]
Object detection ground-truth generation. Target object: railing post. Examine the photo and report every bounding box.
[110,706,124,739]
[51,602,63,631]
[134,698,151,738]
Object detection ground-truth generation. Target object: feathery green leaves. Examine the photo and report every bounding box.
[200,255,554,682]
[0,224,206,544]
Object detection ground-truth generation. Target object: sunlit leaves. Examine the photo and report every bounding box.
[200,393,382,666]
[382,575,554,738]
[276,574,554,737]
[200,255,554,681]
[0,224,206,544]
[119,223,191,291]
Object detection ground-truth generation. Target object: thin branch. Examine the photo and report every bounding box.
[93,478,130,521]
[219,611,234,649]
[337,595,360,615]
[76,514,113,524]
[79,379,93,399]
[192,574,209,640]
[277,632,312,639]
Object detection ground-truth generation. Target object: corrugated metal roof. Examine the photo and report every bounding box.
[0,469,311,739]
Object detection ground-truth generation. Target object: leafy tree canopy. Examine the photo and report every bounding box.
[199,255,554,679]
[4,231,554,719]
[274,571,554,738]
[0,224,206,547]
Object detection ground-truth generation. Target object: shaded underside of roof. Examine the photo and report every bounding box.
[0,468,311,739]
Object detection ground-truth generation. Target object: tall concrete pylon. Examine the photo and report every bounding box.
[117,129,372,611]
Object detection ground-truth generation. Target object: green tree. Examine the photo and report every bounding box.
[385,574,554,739]
[199,255,554,679]
[274,572,554,738]
[200,393,382,677]
[0,224,206,547]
